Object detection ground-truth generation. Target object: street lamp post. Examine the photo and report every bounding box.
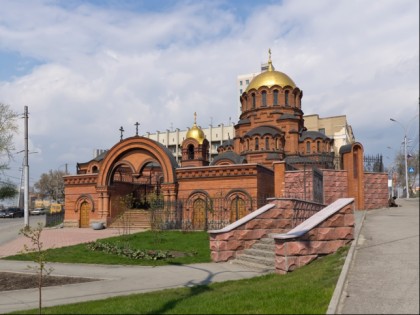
[390,118,410,199]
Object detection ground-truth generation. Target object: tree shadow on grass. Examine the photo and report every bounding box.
[145,264,258,314]
[146,284,212,314]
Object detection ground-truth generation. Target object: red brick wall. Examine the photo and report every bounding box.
[64,179,99,227]
[284,170,313,200]
[323,170,348,205]
[274,203,354,274]
[364,172,388,209]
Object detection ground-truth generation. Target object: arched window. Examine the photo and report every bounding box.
[285,90,289,106]
[255,138,259,150]
[317,141,321,152]
[188,144,195,160]
[252,93,256,109]
[265,137,269,150]
[261,91,267,107]
[306,141,311,153]
[92,166,99,173]
[275,138,279,150]
[246,139,250,151]
[273,90,279,106]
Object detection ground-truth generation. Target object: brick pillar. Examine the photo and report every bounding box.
[273,161,286,198]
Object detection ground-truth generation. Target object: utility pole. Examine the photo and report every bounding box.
[24,106,29,227]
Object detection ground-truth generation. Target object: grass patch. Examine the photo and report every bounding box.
[11,246,349,314]
[3,230,211,266]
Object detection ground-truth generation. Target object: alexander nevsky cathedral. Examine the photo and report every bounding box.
[63,52,388,229]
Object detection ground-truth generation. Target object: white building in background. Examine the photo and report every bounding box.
[140,114,354,164]
[236,62,269,116]
[144,122,235,163]
[303,114,355,157]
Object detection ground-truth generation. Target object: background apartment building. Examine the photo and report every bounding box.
[135,114,354,164]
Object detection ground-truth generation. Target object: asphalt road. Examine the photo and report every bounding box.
[0,215,45,246]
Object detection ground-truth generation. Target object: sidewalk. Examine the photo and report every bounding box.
[0,226,129,258]
[335,198,419,314]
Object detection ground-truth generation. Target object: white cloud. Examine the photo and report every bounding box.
[0,0,418,186]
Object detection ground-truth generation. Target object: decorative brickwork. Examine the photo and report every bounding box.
[364,172,388,209]
[323,170,348,204]
[209,199,324,262]
[274,201,354,274]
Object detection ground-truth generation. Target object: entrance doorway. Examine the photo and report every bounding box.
[80,201,91,228]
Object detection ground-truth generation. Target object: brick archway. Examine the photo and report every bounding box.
[95,136,178,220]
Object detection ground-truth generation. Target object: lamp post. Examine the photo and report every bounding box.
[390,118,410,199]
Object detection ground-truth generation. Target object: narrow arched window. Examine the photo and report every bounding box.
[261,91,267,107]
[255,138,259,150]
[265,137,269,150]
[188,144,195,160]
[306,141,311,153]
[246,139,250,150]
[252,93,256,109]
[285,90,289,106]
[273,90,279,105]
[317,141,321,152]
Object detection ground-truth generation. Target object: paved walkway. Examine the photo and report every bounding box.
[0,226,130,258]
[333,198,419,314]
[0,199,418,314]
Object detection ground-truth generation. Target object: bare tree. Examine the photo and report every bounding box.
[34,170,67,201]
[0,103,18,167]
[392,150,419,196]
[20,223,54,315]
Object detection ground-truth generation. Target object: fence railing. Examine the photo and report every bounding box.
[141,197,269,231]
[46,211,65,227]
[364,154,384,172]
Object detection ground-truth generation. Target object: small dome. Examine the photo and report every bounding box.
[186,113,206,144]
[245,50,296,92]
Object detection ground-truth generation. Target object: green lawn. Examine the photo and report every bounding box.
[4,230,349,314]
[10,246,349,314]
[3,230,211,266]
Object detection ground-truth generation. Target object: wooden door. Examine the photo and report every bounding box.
[192,198,206,230]
[80,201,91,228]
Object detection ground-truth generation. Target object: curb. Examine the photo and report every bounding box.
[326,209,367,314]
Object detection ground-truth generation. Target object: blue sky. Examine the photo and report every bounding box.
[0,0,418,197]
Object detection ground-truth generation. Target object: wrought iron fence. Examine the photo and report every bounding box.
[46,211,65,227]
[364,154,384,172]
[149,197,268,231]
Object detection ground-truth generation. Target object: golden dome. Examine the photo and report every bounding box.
[245,50,296,93]
[186,112,206,144]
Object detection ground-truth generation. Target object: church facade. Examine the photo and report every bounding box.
[63,53,387,229]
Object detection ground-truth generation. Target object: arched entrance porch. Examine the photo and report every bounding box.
[95,137,178,224]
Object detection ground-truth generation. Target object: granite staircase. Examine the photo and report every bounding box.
[230,235,276,273]
[109,210,151,230]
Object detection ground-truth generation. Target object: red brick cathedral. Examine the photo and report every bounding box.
[64,53,387,229]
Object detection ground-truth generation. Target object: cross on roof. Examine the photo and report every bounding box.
[135,122,140,136]
[119,126,124,141]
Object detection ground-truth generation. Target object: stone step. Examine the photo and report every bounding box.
[230,259,275,273]
[109,211,151,229]
[243,248,275,259]
[234,253,275,267]
[252,242,275,251]
[258,237,275,244]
